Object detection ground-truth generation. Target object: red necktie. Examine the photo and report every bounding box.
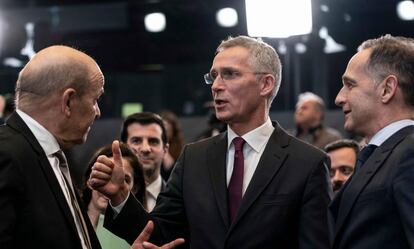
[228,137,246,222]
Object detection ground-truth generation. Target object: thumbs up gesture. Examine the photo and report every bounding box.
[88,140,129,206]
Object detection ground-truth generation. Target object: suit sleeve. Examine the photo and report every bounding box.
[104,145,189,247]
[393,146,414,248]
[299,156,333,249]
[0,151,23,248]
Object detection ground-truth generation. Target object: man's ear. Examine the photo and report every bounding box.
[61,88,77,117]
[260,74,276,98]
[163,143,170,154]
[380,75,398,104]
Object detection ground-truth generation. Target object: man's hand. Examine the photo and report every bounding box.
[131,221,185,249]
[88,140,129,206]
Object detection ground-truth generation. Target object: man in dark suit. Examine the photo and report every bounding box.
[330,35,414,249]
[120,112,168,211]
[0,45,104,248]
[90,36,332,249]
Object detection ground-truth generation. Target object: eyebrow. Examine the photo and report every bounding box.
[342,75,356,84]
[210,66,238,73]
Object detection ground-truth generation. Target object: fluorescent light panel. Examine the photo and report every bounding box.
[245,0,313,38]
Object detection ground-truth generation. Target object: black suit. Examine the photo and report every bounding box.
[105,123,332,249]
[329,125,414,249]
[0,112,101,249]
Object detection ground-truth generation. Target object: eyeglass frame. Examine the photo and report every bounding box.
[203,69,270,85]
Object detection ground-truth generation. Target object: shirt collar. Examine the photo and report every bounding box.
[369,119,414,146]
[16,109,61,156]
[227,117,274,153]
[146,174,162,198]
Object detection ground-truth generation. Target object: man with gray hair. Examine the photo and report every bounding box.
[0,45,104,249]
[330,34,414,249]
[90,35,332,249]
[294,91,342,149]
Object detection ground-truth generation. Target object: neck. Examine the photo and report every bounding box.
[229,114,268,136]
[145,169,160,186]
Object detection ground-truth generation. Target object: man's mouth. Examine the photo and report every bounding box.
[214,99,228,107]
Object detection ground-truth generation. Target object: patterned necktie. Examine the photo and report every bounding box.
[355,144,377,170]
[54,150,92,249]
[228,137,246,222]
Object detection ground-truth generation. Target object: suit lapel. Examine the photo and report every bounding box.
[207,133,230,229]
[229,123,289,230]
[333,125,414,241]
[7,112,81,241]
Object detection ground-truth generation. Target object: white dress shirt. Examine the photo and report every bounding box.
[16,109,89,249]
[226,117,274,195]
[145,174,162,212]
[369,119,414,146]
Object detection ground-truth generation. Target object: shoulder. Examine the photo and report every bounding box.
[323,126,342,137]
[185,133,225,150]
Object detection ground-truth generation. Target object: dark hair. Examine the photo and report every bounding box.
[120,112,168,145]
[159,110,184,161]
[82,143,146,206]
[324,139,360,155]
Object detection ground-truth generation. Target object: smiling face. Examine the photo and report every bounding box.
[335,49,381,138]
[126,122,167,182]
[210,46,270,133]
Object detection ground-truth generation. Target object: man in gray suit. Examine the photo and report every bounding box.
[330,35,414,249]
[89,36,332,249]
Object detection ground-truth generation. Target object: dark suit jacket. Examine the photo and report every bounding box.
[329,125,414,249]
[105,123,332,249]
[0,112,101,249]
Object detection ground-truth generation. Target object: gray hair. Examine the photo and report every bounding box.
[296,92,325,120]
[358,34,414,107]
[217,36,282,109]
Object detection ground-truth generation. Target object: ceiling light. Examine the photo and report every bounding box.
[144,12,166,32]
[216,8,238,27]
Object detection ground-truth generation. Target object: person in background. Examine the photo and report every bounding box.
[0,94,5,124]
[89,35,332,249]
[196,101,226,141]
[293,91,342,149]
[159,110,184,180]
[120,112,168,212]
[324,139,359,194]
[330,34,414,249]
[82,143,145,249]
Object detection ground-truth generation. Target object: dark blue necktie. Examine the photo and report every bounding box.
[355,144,377,170]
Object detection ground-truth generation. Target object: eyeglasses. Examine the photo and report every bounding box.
[203,69,269,85]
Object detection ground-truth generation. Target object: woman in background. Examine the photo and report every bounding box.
[159,110,184,180]
[82,143,145,249]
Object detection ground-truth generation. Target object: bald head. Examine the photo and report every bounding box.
[16,45,103,112]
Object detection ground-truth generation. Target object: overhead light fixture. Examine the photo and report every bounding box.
[319,27,346,54]
[144,12,166,32]
[397,0,414,20]
[245,0,313,38]
[216,7,238,27]
[295,43,307,54]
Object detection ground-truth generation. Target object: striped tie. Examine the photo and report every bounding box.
[54,150,92,249]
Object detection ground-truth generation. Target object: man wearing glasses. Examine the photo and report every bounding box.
[90,36,332,249]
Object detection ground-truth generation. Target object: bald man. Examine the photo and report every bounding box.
[0,46,104,249]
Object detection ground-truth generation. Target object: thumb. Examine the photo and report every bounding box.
[112,140,123,168]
